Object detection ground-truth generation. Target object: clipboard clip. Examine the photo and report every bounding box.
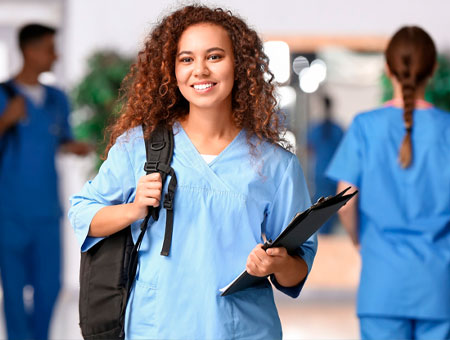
[262,239,273,251]
[312,195,332,208]
[312,186,355,209]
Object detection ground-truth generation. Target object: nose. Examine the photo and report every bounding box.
[193,59,209,77]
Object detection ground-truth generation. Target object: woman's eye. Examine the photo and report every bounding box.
[180,57,193,63]
[208,54,222,61]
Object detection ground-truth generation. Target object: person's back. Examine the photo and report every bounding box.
[340,104,450,319]
[352,105,450,232]
[327,26,450,340]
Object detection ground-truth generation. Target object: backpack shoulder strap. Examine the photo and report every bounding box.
[143,124,177,256]
[0,82,17,100]
[132,124,177,257]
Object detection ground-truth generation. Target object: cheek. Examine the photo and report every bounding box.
[175,65,190,86]
[174,65,182,85]
[224,67,235,89]
[224,62,235,83]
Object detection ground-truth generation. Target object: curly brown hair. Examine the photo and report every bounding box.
[104,4,285,157]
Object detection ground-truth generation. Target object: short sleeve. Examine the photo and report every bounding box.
[326,117,364,187]
[68,137,136,252]
[265,154,318,298]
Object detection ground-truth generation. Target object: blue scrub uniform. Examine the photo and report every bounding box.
[69,123,317,340]
[0,81,73,340]
[327,105,450,339]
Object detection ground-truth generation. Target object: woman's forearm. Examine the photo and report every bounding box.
[89,203,141,237]
[337,181,359,246]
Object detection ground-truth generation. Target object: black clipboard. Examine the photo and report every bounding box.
[219,187,358,296]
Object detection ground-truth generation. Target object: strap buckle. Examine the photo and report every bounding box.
[144,161,158,172]
[151,141,165,151]
[163,193,174,210]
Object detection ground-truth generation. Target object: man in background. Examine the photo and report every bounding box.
[0,23,90,340]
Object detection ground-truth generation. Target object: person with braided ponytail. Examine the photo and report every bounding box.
[69,5,316,339]
[327,26,450,339]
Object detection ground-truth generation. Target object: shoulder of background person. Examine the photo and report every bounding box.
[42,83,68,98]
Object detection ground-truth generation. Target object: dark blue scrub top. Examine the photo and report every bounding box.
[0,81,73,219]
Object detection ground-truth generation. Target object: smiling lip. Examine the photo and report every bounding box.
[191,82,217,92]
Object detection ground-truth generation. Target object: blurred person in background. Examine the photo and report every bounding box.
[0,23,91,340]
[327,26,450,339]
[307,95,343,234]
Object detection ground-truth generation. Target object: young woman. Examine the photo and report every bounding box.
[327,26,450,339]
[69,5,317,339]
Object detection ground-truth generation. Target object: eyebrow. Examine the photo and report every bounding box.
[177,47,226,57]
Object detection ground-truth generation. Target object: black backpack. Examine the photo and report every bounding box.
[78,125,177,340]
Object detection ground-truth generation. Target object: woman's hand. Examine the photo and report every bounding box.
[246,244,308,287]
[130,173,162,220]
[246,244,288,277]
[89,172,163,237]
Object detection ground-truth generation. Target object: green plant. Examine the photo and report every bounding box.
[71,51,133,166]
[381,54,450,112]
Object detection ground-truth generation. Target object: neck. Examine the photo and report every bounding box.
[15,64,41,85]
[391,77,426,103]
[180,101,240,155]
[182,100,237,137]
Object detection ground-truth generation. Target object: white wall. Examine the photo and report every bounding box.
[64,0,450,85]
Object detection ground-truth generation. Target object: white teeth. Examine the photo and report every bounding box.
[193,83,214,90]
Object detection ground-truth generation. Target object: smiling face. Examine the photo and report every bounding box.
[175,23,235,113]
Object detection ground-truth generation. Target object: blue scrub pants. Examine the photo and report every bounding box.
[0,215,61,340]
[360,316,450,340]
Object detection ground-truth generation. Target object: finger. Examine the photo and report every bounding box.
[249,249,268,266]
[140,189,162,201]
[249,252,263,266]
[144,172,162,181]
[142,181,162,191]
[253,246,270,262]
[246,259,263,276]
[140,197,160,207]
[252,243,266,256]
[266,247,288,257]
[250,252,273,273]
[138,173,161,186]
[138,172,161,184]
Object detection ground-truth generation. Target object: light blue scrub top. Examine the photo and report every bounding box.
[69,124,317,340]
[0,81,73,219]
[327,106,450,320]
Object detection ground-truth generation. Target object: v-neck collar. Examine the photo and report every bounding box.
[11,80,49,109]
[175,122,244,168]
